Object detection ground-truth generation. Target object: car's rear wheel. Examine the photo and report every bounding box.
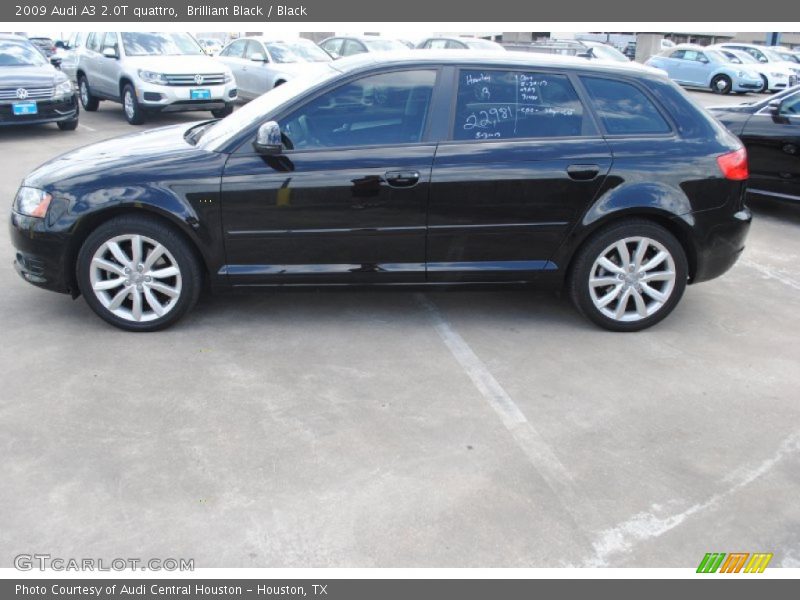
[76,215,202,331]
[78,75,99,111]
[568,220,688,332]
[759,75,769,93]
[122,84,145,125]
[711,74,732,94]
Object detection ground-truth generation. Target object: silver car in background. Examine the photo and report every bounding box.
[217,37,332,100]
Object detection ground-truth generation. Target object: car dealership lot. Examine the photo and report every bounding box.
[1,92,799,568]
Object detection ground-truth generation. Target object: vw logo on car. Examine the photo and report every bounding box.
[194,74,204,85]
[16,88,28,99]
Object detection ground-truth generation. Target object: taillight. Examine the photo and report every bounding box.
[717,147,748,181]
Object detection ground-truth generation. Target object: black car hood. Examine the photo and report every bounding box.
[0,65,63,88]
[24,123,218,191]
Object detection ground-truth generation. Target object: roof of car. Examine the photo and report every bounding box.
[330,49,667,80]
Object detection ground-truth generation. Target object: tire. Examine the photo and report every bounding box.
[122,83,145,125]
[711,74,732,95]
[274,80,286,88]
[78,75,99,111]
[76,215,202,332]
[211,103,233,118]
[568,219,688,332]
[760,75,769,93]
[57,118,79,131]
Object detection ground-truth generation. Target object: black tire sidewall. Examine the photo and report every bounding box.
[211,104,233,118]
[76,216,201,332]
[569,220,689,332]
[712,75,732,95]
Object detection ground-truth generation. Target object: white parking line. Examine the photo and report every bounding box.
[741,259,800,291]
[415,293,587,522]
[584,430,800,567]
[79,124,97,132]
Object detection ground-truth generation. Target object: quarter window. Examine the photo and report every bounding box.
[279,69,436,150]
[580,77,671,135]
[453,69,588,141]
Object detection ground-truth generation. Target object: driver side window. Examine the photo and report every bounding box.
[279,70,437,150]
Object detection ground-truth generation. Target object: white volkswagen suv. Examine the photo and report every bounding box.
[76,32,238,124]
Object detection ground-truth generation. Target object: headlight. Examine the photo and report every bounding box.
[138,70,168,85]
[223,72,233,83]
[792,68,800,75]
[14,187,52,218]
[54,79,73,97]
[771,71,785,77]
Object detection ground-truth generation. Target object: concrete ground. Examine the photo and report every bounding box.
[0,90,798,569]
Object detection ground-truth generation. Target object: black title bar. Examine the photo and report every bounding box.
[1,0,790,22]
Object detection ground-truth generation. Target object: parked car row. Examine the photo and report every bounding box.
[647,42,800,94]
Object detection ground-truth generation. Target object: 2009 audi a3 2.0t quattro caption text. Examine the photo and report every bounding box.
[10,52,752,332]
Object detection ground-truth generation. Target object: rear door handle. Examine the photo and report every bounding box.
[385,170,420,188]
[566,164,601,181]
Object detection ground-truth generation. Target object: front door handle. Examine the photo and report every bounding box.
[385,170,420,188]
[566,164,601,181]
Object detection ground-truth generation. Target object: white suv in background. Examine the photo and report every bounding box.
[76,32,238,124]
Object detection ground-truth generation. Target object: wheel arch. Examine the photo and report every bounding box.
[65,204,212,297]
[555,184,699,286]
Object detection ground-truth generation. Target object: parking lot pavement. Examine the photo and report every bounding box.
[1,96,799,568]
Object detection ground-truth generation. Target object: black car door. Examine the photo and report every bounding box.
[220,68,440,285]
[427,67,612,282]
[740,91,800,201]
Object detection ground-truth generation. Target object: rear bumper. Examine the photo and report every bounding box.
[689,207,752,283]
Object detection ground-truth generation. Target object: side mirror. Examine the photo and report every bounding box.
[102,47,118,59]
[768,98,782,115]
[253,121,283,154]
[50,57,62,69]
[55,41,66,49]
[250,52,266,62]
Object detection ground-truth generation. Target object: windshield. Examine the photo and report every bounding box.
[265,41,332,63]
[762,47,788,62]
[197,65,340,151]
[0,39,48,66]
[775,51,800,63]
[721,49,758,64]
[589,44,629,62]
[121,32,204,57]
[363,39,407,52]
[463,39,504,51]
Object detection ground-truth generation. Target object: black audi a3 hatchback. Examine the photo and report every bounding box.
[10,52,752,332]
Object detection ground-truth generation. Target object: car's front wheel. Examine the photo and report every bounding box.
[211,103,234,118]
[711,74,732,94]
[568,220,688,332]
[76,215,202,331]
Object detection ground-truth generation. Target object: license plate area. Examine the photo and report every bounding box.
[190,88,211,100]
[12,101,38,115]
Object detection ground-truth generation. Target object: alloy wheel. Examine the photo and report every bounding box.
[588,236,677,322]
[89,234,183,322]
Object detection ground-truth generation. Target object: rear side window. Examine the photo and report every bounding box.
[453,69,589,141]
[581,77,671,135]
